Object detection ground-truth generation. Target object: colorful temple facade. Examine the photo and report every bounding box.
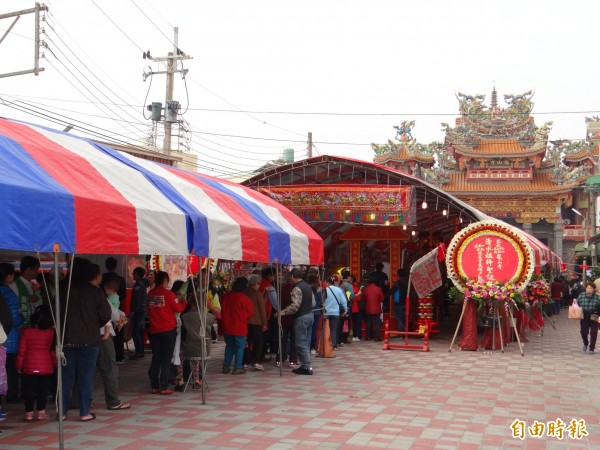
[373,89,599,262]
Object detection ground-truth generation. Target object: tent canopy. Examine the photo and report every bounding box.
[0,118,323,265]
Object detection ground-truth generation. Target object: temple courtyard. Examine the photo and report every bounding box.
[1,310,598,450]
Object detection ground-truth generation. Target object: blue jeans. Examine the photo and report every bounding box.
[148,329,177,390]
[62,345,100,417]
[223,335,246,369]
[294,313,314,370]
[393,303,406,331]
[310,312,321,350]
[553,299,562,314]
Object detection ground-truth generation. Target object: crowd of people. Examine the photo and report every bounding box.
[0,255,412,434]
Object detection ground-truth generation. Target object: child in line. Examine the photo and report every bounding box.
[16,305,56,421]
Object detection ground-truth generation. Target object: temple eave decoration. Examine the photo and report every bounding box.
[451,194,570,223]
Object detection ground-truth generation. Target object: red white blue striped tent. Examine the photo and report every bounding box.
[0,118,323,265]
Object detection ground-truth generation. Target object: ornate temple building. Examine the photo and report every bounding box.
[372,89,598,261]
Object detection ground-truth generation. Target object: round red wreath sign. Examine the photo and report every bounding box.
[445,220,534,292]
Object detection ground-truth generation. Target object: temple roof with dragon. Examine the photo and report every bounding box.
[372,88,599,260]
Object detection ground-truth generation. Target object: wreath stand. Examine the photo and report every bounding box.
[448,301,524,356]
[528,304,556,337]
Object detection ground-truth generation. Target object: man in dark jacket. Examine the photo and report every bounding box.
[129,267,147,359]
[277,268,315,375]
[390,269,408,332]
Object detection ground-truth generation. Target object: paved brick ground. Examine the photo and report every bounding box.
[0,310,598,449]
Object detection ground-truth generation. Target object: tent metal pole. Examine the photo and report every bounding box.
[53,250,64,449]
[405,273,412,346]
[276,263,282,376]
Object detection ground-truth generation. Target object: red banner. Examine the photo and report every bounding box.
[257,185,416,225]
[411,247,442,298]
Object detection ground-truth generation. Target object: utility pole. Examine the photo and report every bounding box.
[144,27,192,154]
[0,2,47,78]
[307,132,313,158]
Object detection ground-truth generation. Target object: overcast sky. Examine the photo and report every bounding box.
[1,0,599,178]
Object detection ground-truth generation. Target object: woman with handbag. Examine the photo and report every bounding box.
[577,281,600,354]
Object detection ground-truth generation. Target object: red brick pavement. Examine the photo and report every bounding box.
[0,311,598,449]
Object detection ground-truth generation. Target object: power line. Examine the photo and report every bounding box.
[88,0,145,54]
[182,107,600,117]
[185,75,307,138]
[129,0,175,47]
[43,24,147,133]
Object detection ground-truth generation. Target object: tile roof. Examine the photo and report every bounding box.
[455,139,545,157]
[563,149,594,160]
[373,145,434,164]
[442,171,574,194]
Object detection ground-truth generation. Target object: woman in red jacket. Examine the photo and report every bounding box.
[221,277,254,375]
[16,305,56,421]
[147,271,187,394]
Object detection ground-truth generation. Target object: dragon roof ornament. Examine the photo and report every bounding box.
[445,89,549,149]
[372,121,435,162]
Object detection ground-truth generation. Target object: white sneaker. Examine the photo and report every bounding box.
[253,363,265,371]
[310,349,316,355]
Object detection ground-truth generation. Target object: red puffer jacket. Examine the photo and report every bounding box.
[16,327,56,375]
[363,283,384,315]
[220,291,254,336]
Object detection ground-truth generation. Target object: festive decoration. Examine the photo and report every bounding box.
[257,185,416,225]
[526,277,551,305]
[462,279,524,310]
[416,296,439,334]
[445,220,534,293]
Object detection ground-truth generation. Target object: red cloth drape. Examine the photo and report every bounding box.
[528,303,544,331]
[516,308,529,342]
[459,299,478,351]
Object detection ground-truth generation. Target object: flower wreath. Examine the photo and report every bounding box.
[445,220,534,293]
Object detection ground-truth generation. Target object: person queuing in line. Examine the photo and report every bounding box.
[60,258,112,422]
[276,268,315,375]
[307,271,322,356]
[340,270,355,345]
[351,277,364,342]
[276,272,297,367]
[146,270,157,293]
[244,274,268,371]
[577,281,600,355]
[10,256,41,328]
[177,297,209,390]
[96,272,131,411]
[370,262,389,300]
[323,274,347,350]
[199,269,221,349]
[0,290,13,430]
[390,269,409,332]
[129,267,148,359]
[16,305,56,421]
[101,257,127,365]
[0,262,24,405]
[362,277,385,342]
[221,277,254,375]
[260,267,278,362]
[146,271,187,395]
